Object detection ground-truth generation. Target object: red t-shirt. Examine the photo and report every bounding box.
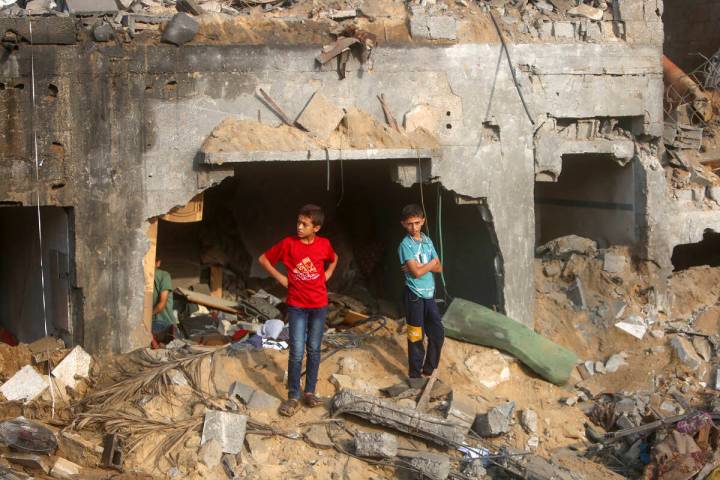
[263,236,336,308]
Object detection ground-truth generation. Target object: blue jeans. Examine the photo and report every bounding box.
[287,306,327,400]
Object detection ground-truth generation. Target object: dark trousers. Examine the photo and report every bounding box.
[287,306,327,400]
[404,287,444,378]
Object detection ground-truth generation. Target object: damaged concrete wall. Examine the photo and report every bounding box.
[663,0,720,73]
[0,0,667,352]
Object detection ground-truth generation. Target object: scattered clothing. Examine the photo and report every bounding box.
[260,319,285,340]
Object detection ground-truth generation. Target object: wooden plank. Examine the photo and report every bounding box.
[416,369,439,413]
[175,287,239,314]
[210,265,223,299]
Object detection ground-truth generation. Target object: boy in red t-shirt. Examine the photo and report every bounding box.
[259,204,339,417]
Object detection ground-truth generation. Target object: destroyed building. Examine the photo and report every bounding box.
[0,0,715,356]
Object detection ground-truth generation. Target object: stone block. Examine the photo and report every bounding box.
[161,13,198,46]
[295,92,344,141]
[585,21,603,40]
[604,352,628,373]
[50,457,81,479]
[228,381,254,404]
[472,401,515,437]
[52,346,92,390]
[201,411,247,454]
[65,0,118,14]
[354,431,397,458]
[428,16,457,40]
[409,453,450,480]
[198,438,222,468]
[92,23,114,42]
[521,408,537,434]
[409,15,431,39]
[0,365,49,403]
[247,389,281,413]
[618,0,645,20]
[670,335,702,371]
[603,253,626,273]
[464,349,510,389]
[553,22,575,39]
[567,4,604,20]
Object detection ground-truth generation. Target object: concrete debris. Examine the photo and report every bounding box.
[65,0,118,14]
[614,315,649,339]
[176,0,204,15]
[354,431,397,458]
[472,401,515,437]
[201,410,247,454]
[28,336,65,363]
[5,453,51,474]
[49,457,81,480]
[463,349,510,389]
[461,459,487,479]
[536,235,597,259]
[338,356,358,374]
[594,361,606,374]
[527,435,540,450]
[0,365,49,403]
[583,360,595,376]
[604,352,628,373]
[51,345,92,390]
[408,453,450,480]
[246,389,282,413]
[602,252,626,273]
[446,392,476,432]
[228,380,255,404]
[567,4,604,20]
[161,12,198,46]
[332,390,466,446]
[670,336,703,371]
[521,408,538,434]
[198,438,222,468]
[692,336,712,362]
[92,23,114,42]
[295,92,345,141]
[567,278,587,310]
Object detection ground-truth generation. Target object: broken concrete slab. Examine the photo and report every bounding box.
[51,345,92,390]
[198,438,222,468]
[464,349,510,389]
[445,392,476,432]
[28,336,65,363]
[0,365,49,403]
[246,389,281,413]
[201,411,247,455]
[461,459,487,479]
[6,453,50,474]
[472,401,515,437]
[161,12,198,46]
[50,457,81,479]
[354,432,397,458]
[332,390,466,446]
[567,4,604,20]
[536,235,597,258]
[65,0,118,15]
[670,335,703,371]
[408,453,450,480]
[444,298,578,385]
[295,92,344,141]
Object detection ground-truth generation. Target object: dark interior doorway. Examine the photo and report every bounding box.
[671,230,720,271]
[155,159,502,314]
[0,206,75,344]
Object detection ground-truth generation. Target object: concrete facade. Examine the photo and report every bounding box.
[0,1,691,353]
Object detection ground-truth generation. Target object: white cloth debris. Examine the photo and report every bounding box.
[260,319,285,340]
[614,315,651,339]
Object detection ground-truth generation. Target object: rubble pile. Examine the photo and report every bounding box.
[0,235,720,478]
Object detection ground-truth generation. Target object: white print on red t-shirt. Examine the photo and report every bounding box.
[292,257,319,281]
